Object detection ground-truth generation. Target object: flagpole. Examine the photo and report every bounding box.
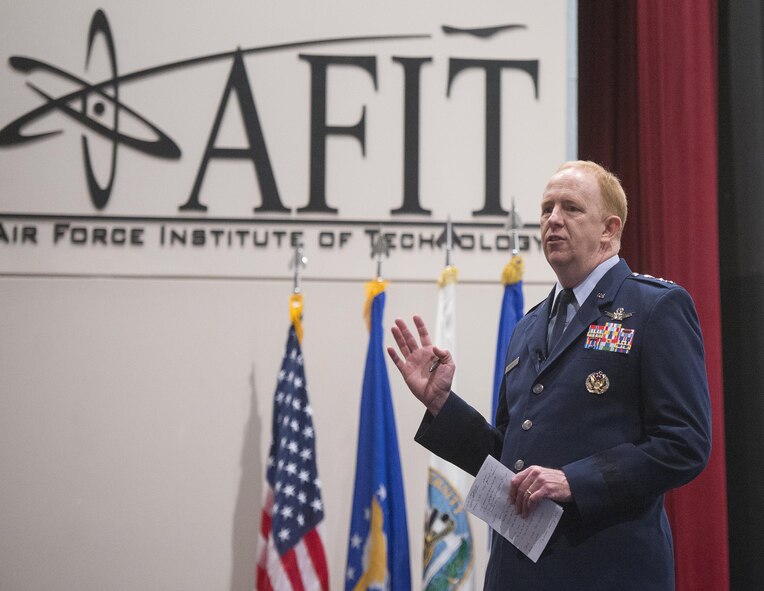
[291,242,307,294]
[346,233,411,590]
[510,197,520,255]
[423,218,476,591]
[445,216,452,268]
[289,243,308,342]
[372,224,390,281]
[492,206,525,425]
[256,250,329,591]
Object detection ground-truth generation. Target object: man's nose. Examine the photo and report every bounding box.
[547,205,564,225]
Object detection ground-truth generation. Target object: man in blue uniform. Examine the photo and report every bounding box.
[388,161,711,590]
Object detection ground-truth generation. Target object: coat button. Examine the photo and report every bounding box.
[514,459,525,471]
[521,419,533,431]
[532,383,544,394]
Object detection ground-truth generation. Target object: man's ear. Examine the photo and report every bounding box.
[602,215,622,243]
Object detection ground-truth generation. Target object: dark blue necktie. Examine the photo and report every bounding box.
[548,288,575,353]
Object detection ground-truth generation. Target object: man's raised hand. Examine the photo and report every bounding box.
[387,315,454,415]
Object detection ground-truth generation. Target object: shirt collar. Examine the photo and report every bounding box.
[552,255,620,310]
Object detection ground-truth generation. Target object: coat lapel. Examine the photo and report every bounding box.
[540,260,632,372]
[524,286,556,369]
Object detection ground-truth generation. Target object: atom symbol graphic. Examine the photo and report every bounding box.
[0,10,181,209]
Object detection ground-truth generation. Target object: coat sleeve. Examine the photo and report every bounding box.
[562,286,712,522]
[414,382,509,477]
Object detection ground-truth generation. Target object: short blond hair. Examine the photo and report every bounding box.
[557,160,628,236]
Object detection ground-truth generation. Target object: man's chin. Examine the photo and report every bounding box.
[546,254,576,278]
[544,250,569,267]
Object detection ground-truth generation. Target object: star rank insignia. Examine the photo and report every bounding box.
[604,307,634,321]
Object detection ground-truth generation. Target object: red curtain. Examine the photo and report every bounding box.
[580,2,729,590]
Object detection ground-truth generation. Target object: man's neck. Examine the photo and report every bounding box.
[553,255,620,306]
[555,247,619,288]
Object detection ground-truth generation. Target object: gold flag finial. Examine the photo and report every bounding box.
[501,254,524,286]
[289,292,304,343]
[363,279,388,332]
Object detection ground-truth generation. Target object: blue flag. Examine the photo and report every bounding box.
[345,286,411,590]
[492,256,525,425]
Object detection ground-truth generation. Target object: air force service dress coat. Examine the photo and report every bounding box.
[415,259,711,590]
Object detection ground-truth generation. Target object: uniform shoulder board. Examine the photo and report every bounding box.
[628,272,677,288]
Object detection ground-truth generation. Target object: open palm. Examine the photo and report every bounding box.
[387,315,455,415]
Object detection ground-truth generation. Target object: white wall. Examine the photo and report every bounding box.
[0,276,553,590]
[0,1,568,588]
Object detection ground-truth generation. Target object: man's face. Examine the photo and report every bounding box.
[540,167,609,285]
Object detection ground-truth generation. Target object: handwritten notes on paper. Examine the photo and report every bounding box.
[464,455,563,562]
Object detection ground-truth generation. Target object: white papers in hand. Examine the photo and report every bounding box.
[464,455,563,563]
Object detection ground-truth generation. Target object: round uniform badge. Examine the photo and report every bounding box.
[586,371,610,395]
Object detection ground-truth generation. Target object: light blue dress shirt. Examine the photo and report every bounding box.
[547,255,620,343]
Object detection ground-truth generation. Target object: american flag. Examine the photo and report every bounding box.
[256,325,329,590]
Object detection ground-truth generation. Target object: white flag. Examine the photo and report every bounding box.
[423,266,475,591]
